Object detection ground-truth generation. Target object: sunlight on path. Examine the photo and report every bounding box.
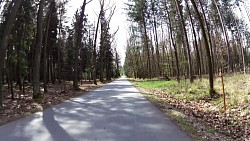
[0,77,193,141]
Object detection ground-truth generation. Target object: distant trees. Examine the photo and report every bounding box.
[0,0,22,108]
[0,0,121,108]
[125,0,250,97]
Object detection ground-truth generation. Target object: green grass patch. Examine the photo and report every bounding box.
[133,80,177,89]
[131,73,250,110]
[132,79,210,101]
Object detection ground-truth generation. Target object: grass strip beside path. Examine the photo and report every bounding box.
[130,74,250,141]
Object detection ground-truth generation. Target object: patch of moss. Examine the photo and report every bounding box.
[33,95,44,103]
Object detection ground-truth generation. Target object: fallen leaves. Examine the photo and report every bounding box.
[0,81,104,126]
[143,88,250,141]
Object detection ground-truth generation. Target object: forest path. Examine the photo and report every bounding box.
[0,76,193,141]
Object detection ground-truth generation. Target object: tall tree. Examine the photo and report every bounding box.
[73,0,87,90]
[190,0,215,97]
[93,12,101,85]
[43,1,54,93]
[212,0,232,72]
[185,0,201,78]
[33,0,44,98]
[174,0,193,82]
[127,0,152,78]
[164,0,180,82]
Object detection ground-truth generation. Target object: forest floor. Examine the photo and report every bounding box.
[131,73,250,141]
[0,80,107,126]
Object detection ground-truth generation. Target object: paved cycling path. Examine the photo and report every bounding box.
[0,76,193,141]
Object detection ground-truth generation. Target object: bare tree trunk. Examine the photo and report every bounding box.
[0,0,22,108]
[151,0,160,76]
[150,32,156,76]
[239,34,246,74]
[7,45,14,100]
[58,4,63,85]
[142,18,151,78]
[175,0,193,83]
[185,0,201,78]
[33,0,44,98]
[190,0,215,97]
[198,0,214,73]
[43,2,53,93]
[166,8,180,82]
[212,0,232,73]
[16,25,25,92]
[73,0,87,90]
[237,6,247,74]
[93,13,101,85]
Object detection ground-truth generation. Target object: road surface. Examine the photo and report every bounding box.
[0,76,193,141]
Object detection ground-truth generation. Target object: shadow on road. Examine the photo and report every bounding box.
[43,108,76,141]
[0,77,193,141]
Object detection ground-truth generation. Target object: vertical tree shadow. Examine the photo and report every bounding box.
[42,108,76,141]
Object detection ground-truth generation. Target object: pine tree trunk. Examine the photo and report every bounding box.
[190,0,214,97]
[175,0,193,83]
[198,0,214,73]
[33,0,44,98]
[212,0,232,73]
[93,14,100,85]
[165,7,180,82]
[142,18,151,78]
[16,25,25,92]
[185,0,201,78]
[151,0,160,76]
[73,0,87,90]
[43,2,52,93]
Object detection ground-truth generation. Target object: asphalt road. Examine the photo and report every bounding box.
[0,76,193,141]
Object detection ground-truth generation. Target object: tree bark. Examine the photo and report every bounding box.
[33,0,44,98]
[43,2,53,93]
